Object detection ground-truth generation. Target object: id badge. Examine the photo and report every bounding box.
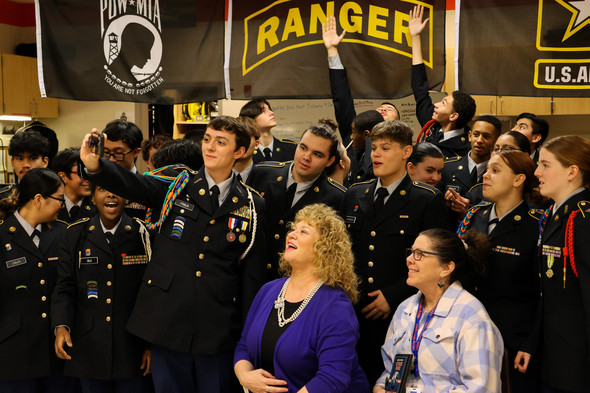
[406,388,422,393]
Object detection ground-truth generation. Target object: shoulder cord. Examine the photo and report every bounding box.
[239,187,257,262]
[416,120,437,143]
[134,218,152,262]
[563,210,580,287]
[144,170,190,231]
[457,205,482,237]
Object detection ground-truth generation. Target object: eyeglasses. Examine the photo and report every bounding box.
[492,146,519,153]
[406,248,441,261]
[47,195,66,206]
[103,150,133,161]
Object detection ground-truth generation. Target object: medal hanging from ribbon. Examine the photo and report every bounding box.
[227,217,238,242]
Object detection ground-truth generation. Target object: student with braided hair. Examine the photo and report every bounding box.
[535,136,590,393]
[457,150,541,392]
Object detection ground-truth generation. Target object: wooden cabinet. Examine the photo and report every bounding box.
[1,53,58,118]
[551,98,590,115]
[473,96,498,115]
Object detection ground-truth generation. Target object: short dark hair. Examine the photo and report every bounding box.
[409,142,444,165]
[451,91,476,129]
[473,115,502,136]
[318,118,338,133]
[237,116,260,140]
[503,131,531,154]
[152,139,203,170]
[352,110,383,133]
[300,125,339,159]
[102,119,143,150]
[141,134,173,162]
[325,142,346,178]
[516,113,550,146]
[422,228,490,293]
[52,147,80,178]
[380,102,400,119]
[8,130,50,158]
[208,116,251,153]
[370,120,413,147]
[239,98,272,119]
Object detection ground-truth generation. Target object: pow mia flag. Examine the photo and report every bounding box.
[35,0,225,103]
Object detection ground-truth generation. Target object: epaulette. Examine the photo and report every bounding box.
[55,219,69,226]
[254,161,287,168]
[171,164,198,175]
[444,155,462,164]
[468,183,483,192]
[133,217,147,226]
[240,181,263,198]
[472,200,492,209]
[412,181,436,194]
[0,184,14,193]
[67,217,90,229]
[327,177,346,193]
[577,200,590,218]
[528,209,542,220]
[278,138,296,145]
[349,178,376,188]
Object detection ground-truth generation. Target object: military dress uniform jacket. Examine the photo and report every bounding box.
[252,137,297,164]
[411,64,470,158]
[340,175,451,309]
[463,201,541,354]
[81,159,267,356]
[0,184,15,202]
[0,214,66,380]
[57,196,96,225]
[51,214,149,380]
[250,161,346,280]
[538,189,590,392]
[437,155,481,197]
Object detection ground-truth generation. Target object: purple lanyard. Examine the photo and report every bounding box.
[411,296,437,377]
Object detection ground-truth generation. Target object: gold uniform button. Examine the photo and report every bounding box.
[107,264,113,269]
[203,236,210,242]
[199,253,205,260]
[357,176,361,180]
[538,273,542,278]
[368,277,374,283]
[274,234,280,240]
[107,281,112,286]
[314,187,319,192]
[42,313,47,319]
[196,271,202,277]
[41,296,47,302]
[106,316,111,322]
[180,209,185,214]
[369,245,375,251]
[400,190,406,196]
[40,279,46,285]
[266,264,272,269]
[400,230,405,234]
[38,262,43,268]
[277,176,283,182]
[232,197,238,203]
[368,261,374,267]
[278,220,284,225]
[148,279,152,285]
[370,231,376,237]
[233,297,237,302]
[209,219,215,225]
[106,298,112,304]
[199,189,206,196]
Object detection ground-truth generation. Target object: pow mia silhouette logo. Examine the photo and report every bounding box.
[101,0,164,96]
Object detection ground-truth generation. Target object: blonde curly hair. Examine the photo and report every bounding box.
[279,203,360,303]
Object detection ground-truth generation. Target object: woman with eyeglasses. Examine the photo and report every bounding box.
[458,150,541,392]
[0,168,77,392]
[535,136,590,393]
[492,131,531,155]
[374,228,503,393]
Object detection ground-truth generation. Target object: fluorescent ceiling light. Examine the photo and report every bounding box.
[0,115,33,121]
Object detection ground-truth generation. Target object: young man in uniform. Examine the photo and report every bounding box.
[249,124,345,281]
[439,115,501,219]
[52,148,96,224]
[340,120,450,384]
[233,117,260,186]
[511,112,549,164]
[79,116,266,393]
[100,119,146,219]
[239,99,296,163]
[410,5,476,158]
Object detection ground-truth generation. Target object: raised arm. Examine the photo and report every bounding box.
[322,15,346,58]
[409,5,429,66]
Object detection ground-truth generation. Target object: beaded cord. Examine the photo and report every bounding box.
[457,205,482,236]
[563,210,580,288]
[416,120,437,144]
[144,170,190,231]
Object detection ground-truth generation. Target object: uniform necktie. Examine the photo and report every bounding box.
[470,166,478,184]
[104,232,114,244]
[285,183,297,210]
[31,229,41,247]
[263,147,272,160]
[210,185,220,212]
[487,218,499,234]
[69,205,80,219]
[374,187,389,213]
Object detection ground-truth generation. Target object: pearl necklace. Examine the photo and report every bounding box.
[274,277,323,327]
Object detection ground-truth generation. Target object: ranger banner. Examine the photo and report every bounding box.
[35,0,225,103]
[458,0,590,97]
[227,0,446,100]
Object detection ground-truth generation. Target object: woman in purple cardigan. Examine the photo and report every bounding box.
[234,204,369,393]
